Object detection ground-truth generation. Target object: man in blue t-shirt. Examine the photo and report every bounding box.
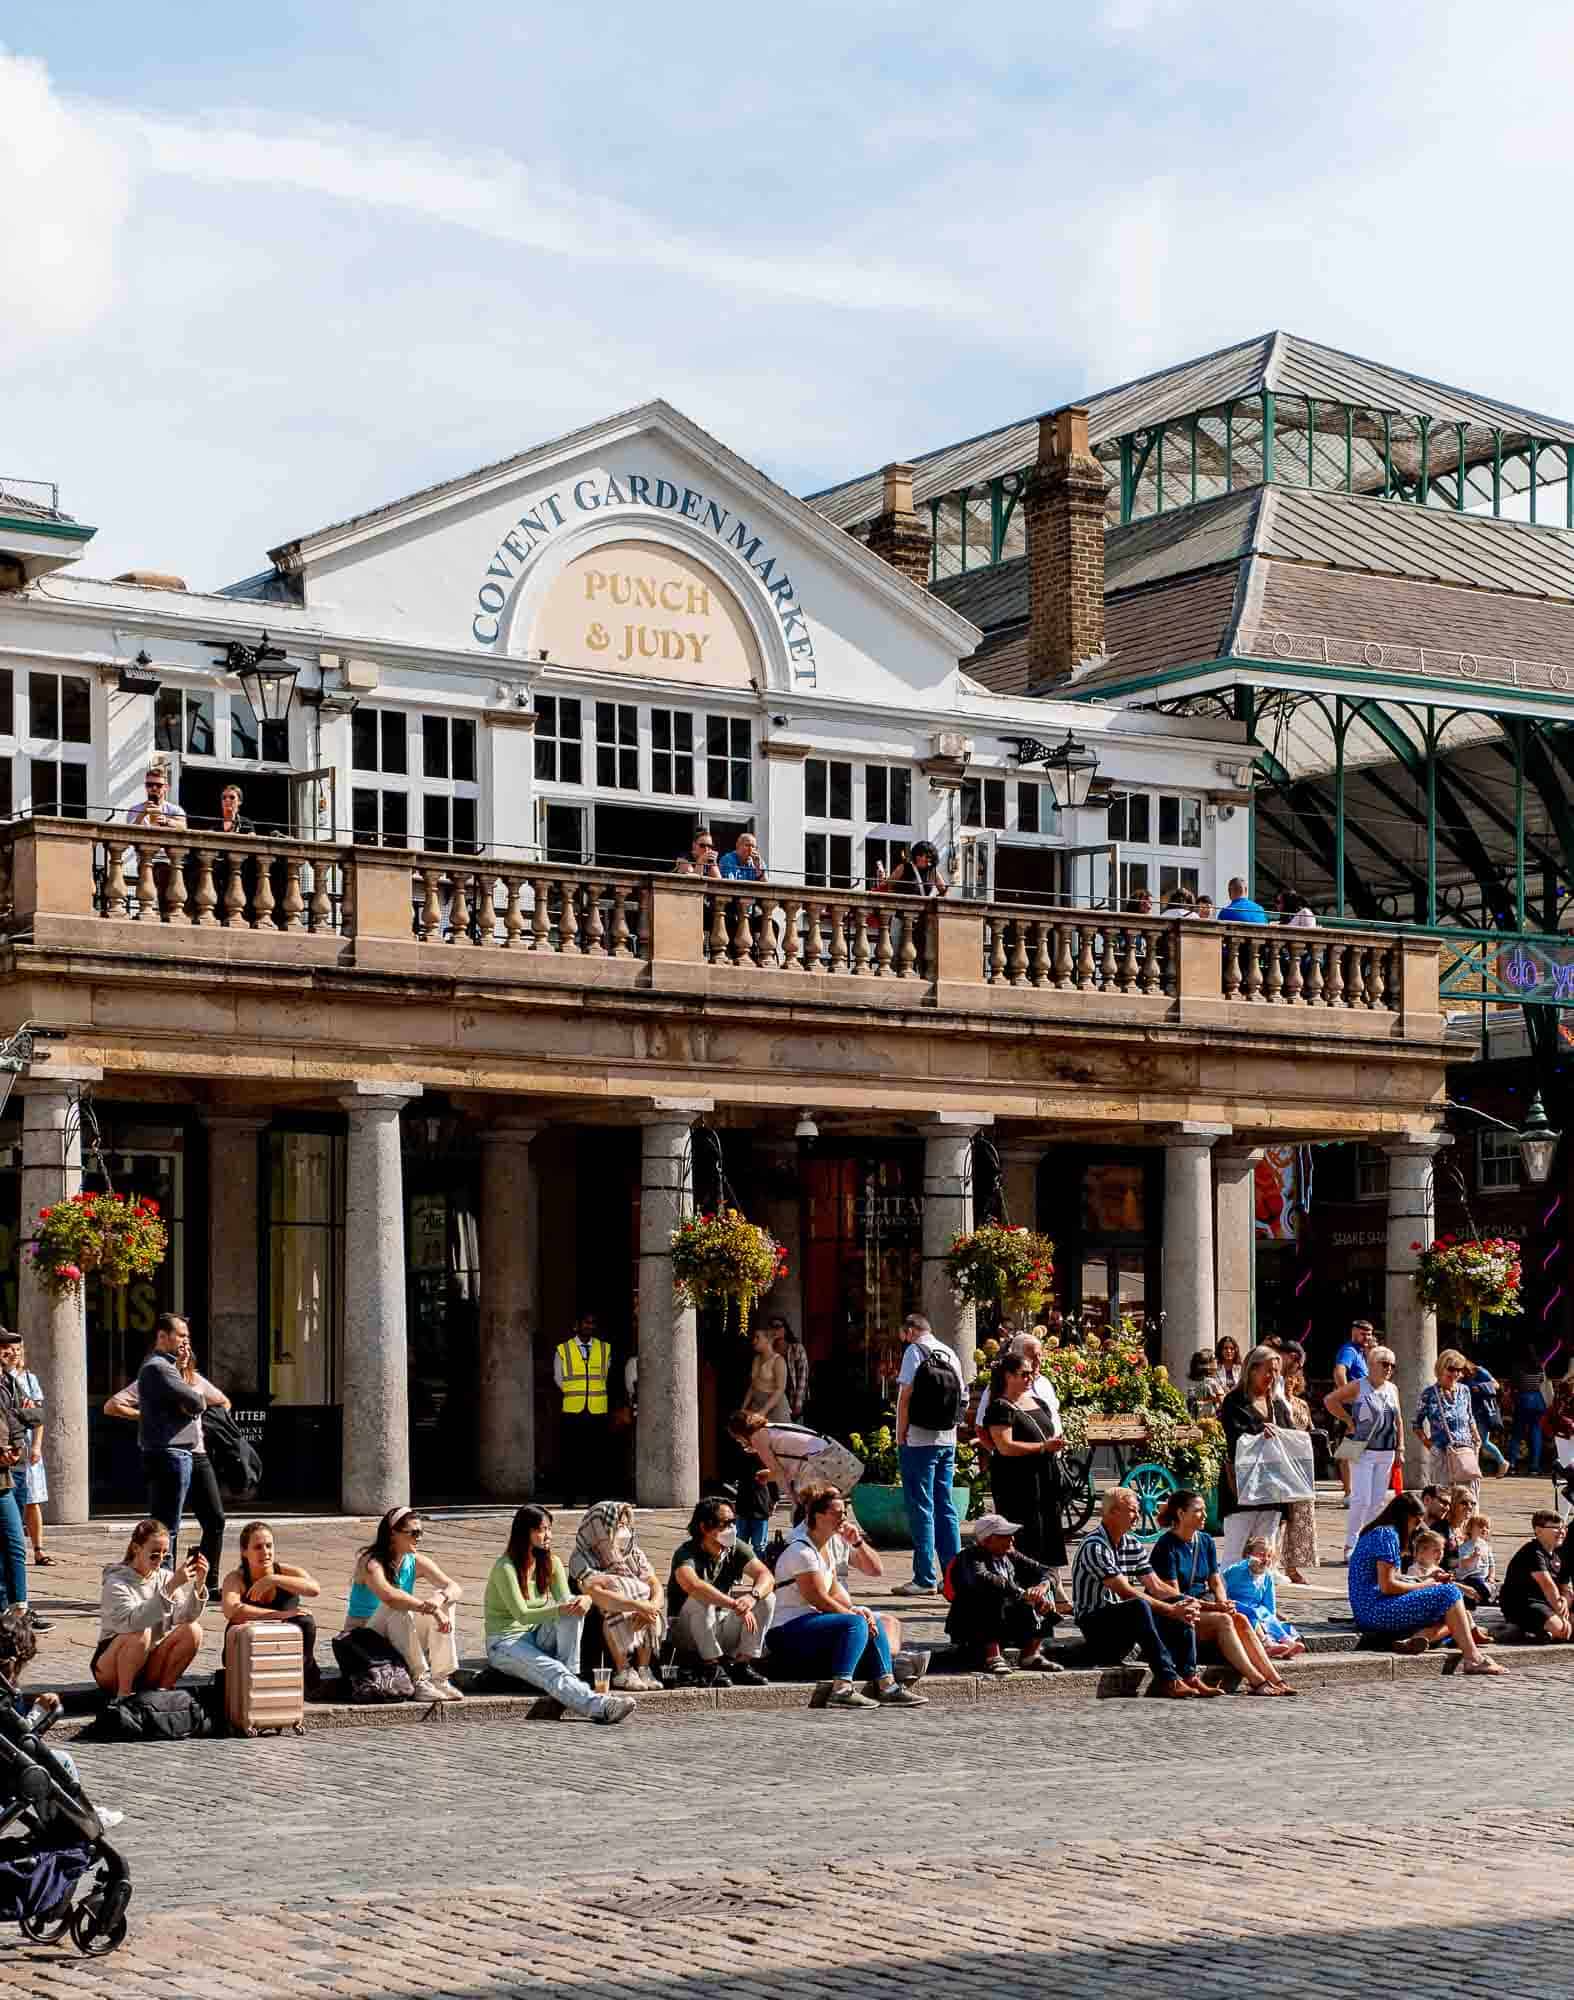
[1331,1319,1373,1502]
[1217,876,1268,923]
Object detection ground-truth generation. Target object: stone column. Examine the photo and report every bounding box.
[340,1083,421,1516]
[1213,1145,1263,1363]
[1386,1136,1448,1485]
[636,1116,699,1507]
[1160,1125,1230,1381]
[921,1116,989,1379]
[996,1141,1044,1237]
[756,1140,805,1338]
[16,1067,101,1525]
[203,1111,269,1398]
[478,1121,541,1500]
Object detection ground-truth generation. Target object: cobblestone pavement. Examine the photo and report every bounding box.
[8,1659,1574,1994]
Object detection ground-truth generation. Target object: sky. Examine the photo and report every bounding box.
[6,1,1574,588]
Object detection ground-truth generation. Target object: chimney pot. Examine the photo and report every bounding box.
[866,461,930,589]
[881,462,916,516]
[1038,406,1091,463]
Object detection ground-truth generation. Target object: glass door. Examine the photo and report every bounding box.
[290,768,337,841]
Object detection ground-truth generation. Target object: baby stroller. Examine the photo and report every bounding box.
[0,1609,132,1960]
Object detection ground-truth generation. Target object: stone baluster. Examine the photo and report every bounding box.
[1221,934,1242,998]
[529,877,552,950]
[828,905,849,973]
[1052,923,1074,989]
[1242,933,1264,1000]
[608,883,632,957]
[987,917,1006,984]
[222,854,246,928]
[706,890,728,964]
[1262,934,1283,1001]
[1118,924,1140,993]
[1098,926,1122,988]
[162,846,191,925]
[847,903,868,974]
[1379,946,1398,1010]
[1026,919,1047,986]
[1302,943,1323,1005]
[414,868,440,941]
[560,882,583,954]
[253,852,276,929]
[132,845,159,922]
[583,883,608,957]
[1345,944,1368,1008]
[189,848,219,927]
[502,873,526,947]
[1004,918,1026,986]
[780,898,803,971]
[1141,929,1164,995]
[896,907,918,978]
[447,871,472,944]
[874,907,894,976]
[1314,941,1334,1006]
[1075,922,1096,990]
[100,844,128,918]
[1283,936,1304,1002]
[278,858,305,932]
[307,860,334,934]
[803,901,825,971]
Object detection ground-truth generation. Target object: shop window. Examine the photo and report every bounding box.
[534,696,582,784]
[267,1130,345,1407]
[865,764,912,826]
[806,758,853,822]
[651,709,695,796]
[707,716,752,803]
[423,795,479,855]
[962,776,1006,829]
[351,786,409,848]
[805,831,854,889]
[155,687,215,758]
[1354,1145,1389,1202]
[422,715,478,784]
[351,707,409,775]
[29,671,91,746]
[1478,1128,1520,1192]
[30,758,87,819]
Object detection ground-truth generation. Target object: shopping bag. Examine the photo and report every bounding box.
[1234,1428,1316,1507]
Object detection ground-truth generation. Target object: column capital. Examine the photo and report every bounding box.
[925,1111,993,1129]
[1215,1144,1266,1169]
[1157,1122,1232,1145]
[13,1066,103,1094]
[1382,1132,1452,1157]
[341,1082,423,1114]
[481,1121,544,1148]
[649,1096,714,1115]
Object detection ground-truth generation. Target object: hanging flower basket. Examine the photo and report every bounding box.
[1412,1235,1522,1332]
[31,1191,169,1299]
[670,1208,786,1322]
[944,1223,1055,1319]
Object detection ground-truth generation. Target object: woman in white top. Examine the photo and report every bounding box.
[1325,1342,1404,1559]
[765,1488,925,1710]
[726,1409,863,1506]
[93,1517,206,1697]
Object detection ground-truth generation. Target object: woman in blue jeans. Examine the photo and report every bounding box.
[482,1505,636,1726]
[766,1489,927,1711]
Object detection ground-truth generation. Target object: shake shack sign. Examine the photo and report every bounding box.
[470,472,818,686]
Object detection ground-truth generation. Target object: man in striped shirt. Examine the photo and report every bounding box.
[1071,1487,1202,1699]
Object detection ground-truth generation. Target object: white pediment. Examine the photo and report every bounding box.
[274,403,979,701]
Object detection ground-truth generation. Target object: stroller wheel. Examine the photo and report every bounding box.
[70,1902,128,1957]
[20,1901,75,1945]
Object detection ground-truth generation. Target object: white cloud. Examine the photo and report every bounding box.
[0,46,130,351]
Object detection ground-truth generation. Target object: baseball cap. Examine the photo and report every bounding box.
[972,1513,1022,1541]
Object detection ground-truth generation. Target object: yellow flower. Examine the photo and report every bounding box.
[1152,1364,1168,1380]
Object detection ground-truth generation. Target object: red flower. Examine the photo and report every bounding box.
[1410,1240,1422,1251]
[38,1207,52,1220]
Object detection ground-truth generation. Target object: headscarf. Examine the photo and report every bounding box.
[567,1499,654,1589]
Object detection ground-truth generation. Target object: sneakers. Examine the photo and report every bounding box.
[1017,1652,1065,1674]
[637,1667,665,1691]
[727,1661,769,1686]
[430,1679,464,1703]
[595,1694,637,1725]
[892,1579,937,1598]
[873,1680,929,1707]
[24,1609,51,1633]
[96,1808,126,1831]
[696,1663,732,1689]
[610,1668,643,1692]
[410,1677,447,1703]
[825,1683,879,1709]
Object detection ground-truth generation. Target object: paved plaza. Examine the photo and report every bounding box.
[8,1665,1574,1995]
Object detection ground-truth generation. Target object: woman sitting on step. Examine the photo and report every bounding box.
[340,1506,464,1703]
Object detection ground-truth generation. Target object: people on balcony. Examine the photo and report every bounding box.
[1218,876,1267,922]
[125,764,187,830]
[719,831,766,881]
[884,841,947,897]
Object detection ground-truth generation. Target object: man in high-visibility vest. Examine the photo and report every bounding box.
[553,1311,615,1505]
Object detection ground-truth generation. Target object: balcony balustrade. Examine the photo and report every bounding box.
[0,818,1442,1041]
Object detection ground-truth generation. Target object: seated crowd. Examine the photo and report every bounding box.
[71,1474,1574,1725]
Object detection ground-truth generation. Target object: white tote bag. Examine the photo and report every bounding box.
[1234,1428,1316,1508]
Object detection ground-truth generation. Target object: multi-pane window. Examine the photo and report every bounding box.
[804,832,854,889]
[1109,789,1201,849]
[30,672,91,747]
[651,709,695,796]
[961,776,1007,829]
[351,787,409,848]
[1017,782,1060,835]
[707,716,752,803]
[155,687,215,757]
[422,716,477,784]
[596,702,639,789]
[229,694,288,764]
[422,796,479,855]
[534,696,582,784]
[1107,791,1150,843]
[1354,1145,1389,1202]
[0,672,13,737]
[805,758,853,822]
[0,759,13,817]
[31,759,87,818]
[1478,1129,1520,1193]
[1159,864,1201,899]
[350,707,409,775]
[864,764,912,827]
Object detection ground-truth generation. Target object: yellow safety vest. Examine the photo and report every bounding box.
[557,1337,610,1415]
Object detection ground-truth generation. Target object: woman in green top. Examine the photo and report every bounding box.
[483,1505,636,1725]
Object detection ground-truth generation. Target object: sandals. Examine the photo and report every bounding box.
[1462,1658,1507,1676]
[32,1553,55,1566]
[1244,1679,1284,1696]
[1391,1635,1430,1655]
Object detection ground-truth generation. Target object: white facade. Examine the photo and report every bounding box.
[0,402,1251,894]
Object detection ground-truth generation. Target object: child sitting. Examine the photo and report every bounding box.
[1408,1527,1449,1582]
[0,1605,123,1828]
[1221,1537,1306,1660]
[1454,1513,1496,1606]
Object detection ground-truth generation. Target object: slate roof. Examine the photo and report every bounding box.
[805,332,1574,531]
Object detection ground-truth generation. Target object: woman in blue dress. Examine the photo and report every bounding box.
[1348,1494,1504,1676]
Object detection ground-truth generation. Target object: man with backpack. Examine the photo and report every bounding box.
[893,1313,964,1597]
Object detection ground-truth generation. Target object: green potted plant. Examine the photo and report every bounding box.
[846,1422,981,1545]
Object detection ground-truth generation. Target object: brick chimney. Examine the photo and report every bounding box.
[864,462,931,588]
[1025,405,1107,687]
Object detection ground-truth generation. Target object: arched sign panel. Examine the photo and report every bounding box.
[533,540,759,688]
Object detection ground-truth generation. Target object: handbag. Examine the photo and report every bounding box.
[1443,1445,1482,1484]
[1234,1428,1316,1508]
[1334,1436,1368,1464]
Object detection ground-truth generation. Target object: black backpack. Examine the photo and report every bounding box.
[331,1628,415,1705]
[97,1688,215,1742]
[906,1342,963,1430]
[203,1405,263,1494]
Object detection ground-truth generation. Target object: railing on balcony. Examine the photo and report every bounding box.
[0,820,1441,1038]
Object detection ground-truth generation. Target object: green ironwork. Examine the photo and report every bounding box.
[1262,389,1276,485]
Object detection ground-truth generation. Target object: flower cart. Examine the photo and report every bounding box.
[1057,1414,1211,1539]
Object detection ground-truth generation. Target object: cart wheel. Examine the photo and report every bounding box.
[1126,1461,1178,1539]
[1059,1452,1096,1536]
[70,1903,128,1957]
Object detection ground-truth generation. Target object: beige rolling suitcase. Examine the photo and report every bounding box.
[224,1620,306,1737]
